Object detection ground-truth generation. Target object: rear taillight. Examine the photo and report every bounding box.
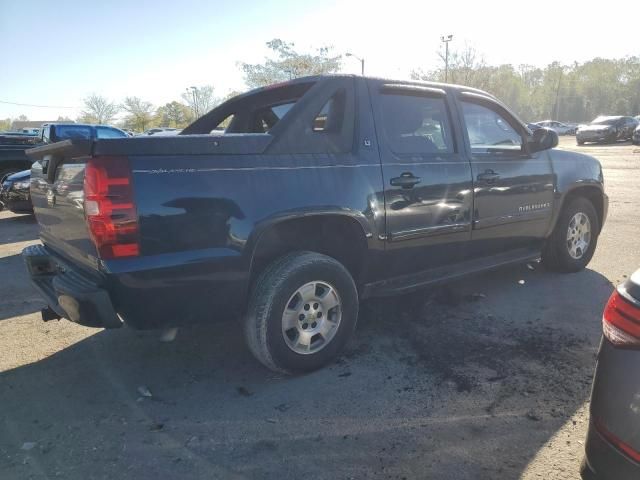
[83,156,139,260]
[602,289,640,348]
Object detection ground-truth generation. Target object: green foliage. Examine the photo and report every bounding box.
[121,97,155,132]
[412,48,640,122]
[0,118,11,131]
[239,39,342,89]
[155,101,193,128]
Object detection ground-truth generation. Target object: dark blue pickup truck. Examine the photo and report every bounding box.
[23,75,608,373]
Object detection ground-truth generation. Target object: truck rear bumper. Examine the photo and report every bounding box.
[22,244,122,329]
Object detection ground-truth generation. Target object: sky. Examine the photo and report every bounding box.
[1,0,638,121]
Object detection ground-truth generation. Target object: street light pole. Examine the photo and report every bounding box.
[187,86,198,118]
[345,52,365,75]
[440,34,453,83]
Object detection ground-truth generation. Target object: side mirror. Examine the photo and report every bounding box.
[529,127,558,152]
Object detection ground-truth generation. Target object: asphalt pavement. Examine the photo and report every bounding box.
[1,136,638,479]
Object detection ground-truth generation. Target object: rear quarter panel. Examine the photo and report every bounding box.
[106,151,385,328]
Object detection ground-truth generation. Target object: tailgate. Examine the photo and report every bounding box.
[27,140,100,270]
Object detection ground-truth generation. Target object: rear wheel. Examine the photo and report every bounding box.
[577,139,584,145]
[244,251,359,374]
[542,197,599,273]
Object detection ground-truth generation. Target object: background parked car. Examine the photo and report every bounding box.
[0,132,41,183]
[0,124,129,213]
[576,116,638,145]
[534,120,577,135]
[581,269,640,479]
[0,169,32,213]
[140,127,180,135]
[633,124,640,145]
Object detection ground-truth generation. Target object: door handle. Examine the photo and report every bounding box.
[390,172,421,189]
[477,170,500,182]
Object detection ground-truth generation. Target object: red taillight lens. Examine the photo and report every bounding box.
[594,417,640,463]
[83,156,139,260]
[602,290,640,348]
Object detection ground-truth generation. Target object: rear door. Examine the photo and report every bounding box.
[369,81,473,278]
[456,93,554,257]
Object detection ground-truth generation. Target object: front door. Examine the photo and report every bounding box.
[457,95,554,256]
[369,81,474,278]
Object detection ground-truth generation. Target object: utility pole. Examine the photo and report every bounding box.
[440,34,453,83]
[553,68,563,120]
[345,52,365,75]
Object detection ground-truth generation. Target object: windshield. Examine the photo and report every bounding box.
[591,118,618,126]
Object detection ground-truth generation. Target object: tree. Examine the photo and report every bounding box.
[239,39,342,88]
[181,86,218,120]
[156,101,193,128]
[411,49,640,122]
[17,114,28,122]
[81,94,119,124]
[0,118,11,131]
[57,116,73,122]
[121,96,155,132]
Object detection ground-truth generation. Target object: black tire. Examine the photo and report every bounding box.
[577,139,584,145]
[542,197,599,273]
[244,251,359,374]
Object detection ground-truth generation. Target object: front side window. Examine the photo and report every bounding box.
[380,93,454,154]
[461,102,522,153]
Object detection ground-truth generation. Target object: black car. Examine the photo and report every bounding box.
[0,169,32,213]
[581,270,640,479]
[576,116,639,145]
[22,75,608,374]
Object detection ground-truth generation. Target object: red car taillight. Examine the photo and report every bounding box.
[83,156,139,260]
[602,289,640,348]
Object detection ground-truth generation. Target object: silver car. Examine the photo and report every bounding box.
[533,120,577,135]
[581,270,640,479]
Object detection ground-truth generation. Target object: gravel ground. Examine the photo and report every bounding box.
[1,136,638,479]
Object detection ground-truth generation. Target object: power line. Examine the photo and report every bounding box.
[0,100,79,109]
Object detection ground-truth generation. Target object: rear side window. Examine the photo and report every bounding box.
[380,94,454,154]
[313,89,346,133]
[96,127,127,139]
[461,102,522,153]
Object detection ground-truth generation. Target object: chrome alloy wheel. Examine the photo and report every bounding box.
[566,212,592,260]
[281,281,342,355]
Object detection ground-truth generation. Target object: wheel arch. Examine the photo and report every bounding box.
[551,185,605,235]
[246,211,372,291]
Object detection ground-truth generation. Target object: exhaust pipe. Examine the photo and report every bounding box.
[41,307,61,322]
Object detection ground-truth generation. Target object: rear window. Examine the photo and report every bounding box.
[185,81,315,135]
[251,102,296,133]
[54,125,93,140]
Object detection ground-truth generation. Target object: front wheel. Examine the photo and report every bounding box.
[542,197,599,273]
[244,251,359,374]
